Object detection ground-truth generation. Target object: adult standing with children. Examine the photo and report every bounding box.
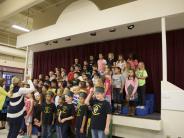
[7,76,35,138]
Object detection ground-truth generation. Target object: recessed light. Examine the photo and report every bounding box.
[127,24,135,30]
[65,37,71,41]
[109,28,116,32]
[53,40,58,44]
[90,32,96,36]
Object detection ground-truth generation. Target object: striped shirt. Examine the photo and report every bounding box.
[7,80,35,119]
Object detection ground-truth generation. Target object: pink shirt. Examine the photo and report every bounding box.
[25,98,33,116]
[125,78,138,95]
[97,59,107,73]
[105,79,111,96]
[127,59,138,70]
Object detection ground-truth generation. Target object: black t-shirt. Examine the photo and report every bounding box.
[41,102,56,125]
[107,58,115,67]
[90,99,112,130]
[75,104,88,129]
[33,103,42,121]
[56,104,63,125]
[60,103,75,124]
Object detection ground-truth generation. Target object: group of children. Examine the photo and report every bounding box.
[0,52,148,138]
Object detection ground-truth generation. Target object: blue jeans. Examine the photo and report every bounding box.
[42,125,52,138]
[56,124,62,138]
[91,129,106,138]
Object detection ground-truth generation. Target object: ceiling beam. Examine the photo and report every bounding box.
[0,0,45,22]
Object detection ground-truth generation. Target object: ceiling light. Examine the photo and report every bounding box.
[53,40,58,44]
[65,37,71,41]
[127,24,135,30]
[90,32,96,36]
[109,28,116,32]
[12,25,30,32]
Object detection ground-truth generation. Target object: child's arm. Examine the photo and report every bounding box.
[85,90,93,105]
[124,80,129,96]
[80,115,87,133]
[61,116,74,123]
[104,114,112,135]
[132,78,138,96]
[40,112,43,126]
[121,76,125,93]
[58,111,61,123]
[52,113,55,125]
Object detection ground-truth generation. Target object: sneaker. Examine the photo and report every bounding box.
[136,106,141,108]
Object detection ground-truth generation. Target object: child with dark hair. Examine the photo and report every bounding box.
[112,67,125,113]
[72,72,80,86]
[85,87,112,138]
[41,92,56,138]
[33,92,42,138]
[75,92,88,138]
[68,66,75,82]
[58,91,75,138]
[127,53,139,70]
[125,69,138,116]
[107,53,115,67]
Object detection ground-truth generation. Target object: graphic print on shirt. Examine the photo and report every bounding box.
[92,103,102,116]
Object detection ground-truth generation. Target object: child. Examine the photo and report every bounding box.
[135,62,148,109]
[76,92,88,138]
[56,95,65,138]
[41,84,49,103]
[58,91,75,138]
[104,74,112,104]
[112,67,125,113]
[50,79,58,96]
[86,80,94,95]
[33,92,42,138]
[55,88,64,107]
[97,53,107,75]
[72,72,80,86]
[41,92,56,138]
[25,93,34,137]
[68,66,75,82]
[125,69,138,116]
[127,53,138,70]
[115,54,127,73]
[85,87,112,138]
[107,53,115,67]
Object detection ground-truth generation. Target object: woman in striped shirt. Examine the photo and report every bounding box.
[7,76,35,138]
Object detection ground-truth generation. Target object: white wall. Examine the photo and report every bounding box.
[17,0,184,48]
[0,54,25,68]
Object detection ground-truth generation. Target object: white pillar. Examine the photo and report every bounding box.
[24,46,29,81]
[161,17,167,81]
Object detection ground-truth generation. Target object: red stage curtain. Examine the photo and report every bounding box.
[33,29,184,112]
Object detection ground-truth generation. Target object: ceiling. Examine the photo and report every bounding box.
[0,0,136,47]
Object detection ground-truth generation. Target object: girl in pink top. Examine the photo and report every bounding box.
[104,75,112,104]
[97,53,107,75]
[127,53,138,70]
[125,69,138,116]
[25,93,34,137]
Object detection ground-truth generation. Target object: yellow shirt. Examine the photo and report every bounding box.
[0,87,8,110]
